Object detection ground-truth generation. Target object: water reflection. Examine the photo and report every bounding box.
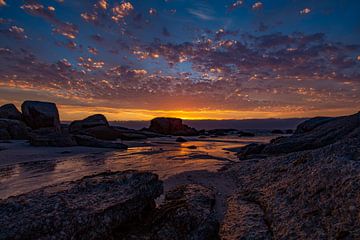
[0,136,272,199]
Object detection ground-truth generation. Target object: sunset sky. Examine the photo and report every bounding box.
[0,0,359,120]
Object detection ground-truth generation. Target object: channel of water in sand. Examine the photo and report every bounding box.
[0,136,273,199]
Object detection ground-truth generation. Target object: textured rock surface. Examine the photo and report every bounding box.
[238,112,360,158]
[0,171,163,240]
[295,116,333,134]
[29,128,77,147]
[220,195,272,240]
[223,127,360,239]
[21,101,61,131]
[149,117,198,136]
[74,134,128,149]
[0,119,29,140]
[69,114,109,133]
[0,104,22,121]
[119,184,219,240]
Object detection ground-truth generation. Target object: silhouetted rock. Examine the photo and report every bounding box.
[295,116,333,134]
[0,171,163,240]
[285,129,293,134]
[207,129,239,136]
[220,194,272,239]
[0,104,22,120]
[0,119,29,140]
[21,101,61,131]
[237,112,360,158]
[176,137,187,142]
[69,114,109,133]
[74,134,128,149]
[120,184,219,240]
[79,125,123,140]
[149,117,198,136]
[271,129,284,134]
[238,131,255,137]
[29,128,77,147]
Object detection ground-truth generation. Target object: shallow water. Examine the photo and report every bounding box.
[0,136,273,199]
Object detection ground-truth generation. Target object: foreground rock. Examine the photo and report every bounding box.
[149,117,198,136]
[220,195,272,239]
[0,119,29,140]
[119,184,219,239]
[29,128,77,147]
[0,171,163,240]
[0,104,22,121]
[21,101,61,131]
[74,134,128,149]
[222,123,360,239]
[238,112,360,159]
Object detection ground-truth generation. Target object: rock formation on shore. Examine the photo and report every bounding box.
[149,117,198,136]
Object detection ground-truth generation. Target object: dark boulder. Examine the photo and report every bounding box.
[238,131,255,137]
[176,137,187,142]
[74,134,128,149]
[69,114,109,133]
[149,117,198,136]
[29,128,77,147]
[271,129,284,134]
[0,119,29,140]
[21,101,61,131]
[0,104,22,120]
[0,171,163,240]
[285,129,294,134]
[78,125,123,140]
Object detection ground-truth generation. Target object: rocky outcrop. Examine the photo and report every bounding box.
[237,112,360,159]
[0,119,29,140]
[295,116,333,134]
[0,171,163,240]
[0,104,22,121]
[21,101,61,131]
[74,134,128,149]
[223,128,360,239]
[149,117,198,136]
[69,114,109,133]
[119,184,219,240]
[220,195,272,240]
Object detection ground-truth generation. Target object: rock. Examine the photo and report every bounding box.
[21,101,61,131]
[207,129,239,136]
[0,171,163,240]
[224,129,360,239]
[237,112,360,158]
[176,137,187,142]
[78,125,123,140]
[187,145,197,149]
[0,119,29,140]
[0,128,10,140]
[69,114,109,133]
[149,117,198,136]
[74,134,128,149]
[29,128,77,147]
[119,184,219,240]
[285,129,293,134]
[0,104,22,120]
[220,195,272,240]
[271,129,284,134]
[295,117,333,134]
[238,131,255,137]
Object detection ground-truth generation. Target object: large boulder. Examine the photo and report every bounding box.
[21,101,61,131]
[0,104,22,121]
[149,117,198,136]
[74,134,128,149]
[0,171,163,240]
[0,119,29,140]
[237,112,360,159]
[69,114,109,133]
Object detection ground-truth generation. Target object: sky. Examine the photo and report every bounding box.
[0,0,359,120]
